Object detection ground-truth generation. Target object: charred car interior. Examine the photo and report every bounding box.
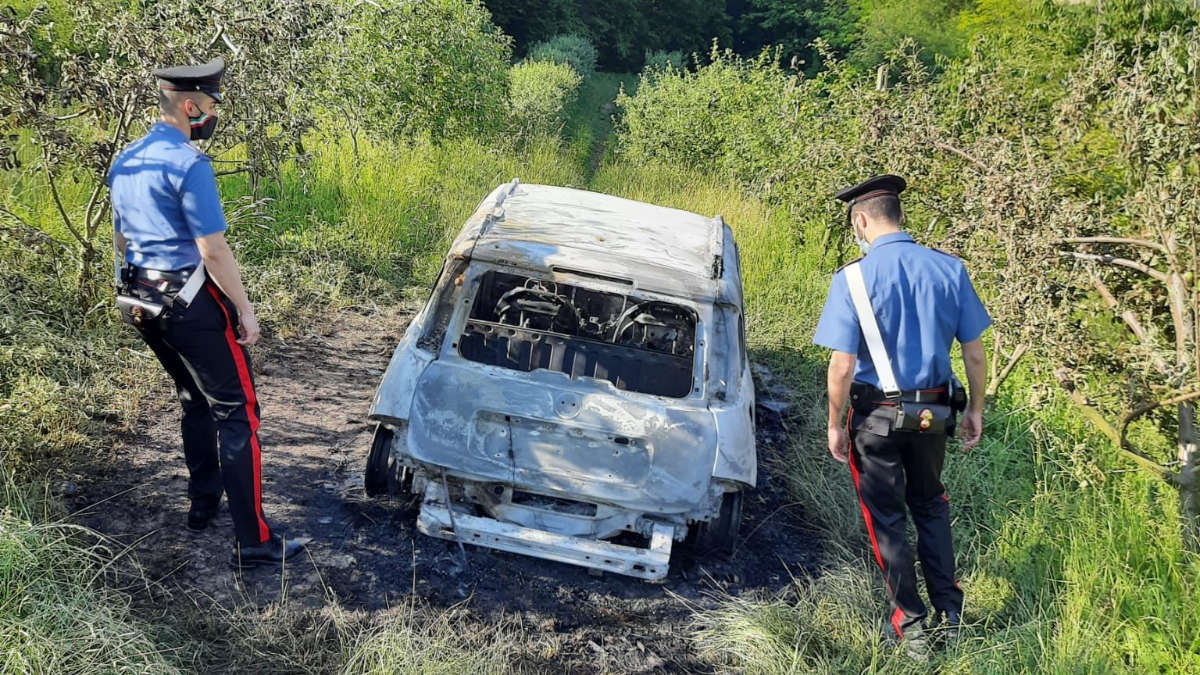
[458,271,697,398]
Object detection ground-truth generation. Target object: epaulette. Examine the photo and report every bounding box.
[834,257,864,274]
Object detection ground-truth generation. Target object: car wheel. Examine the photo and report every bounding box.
[688,490,743,557]
[365,424,413,498]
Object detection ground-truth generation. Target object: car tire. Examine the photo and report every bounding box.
[365,424,413,498]
[688,489,743,558]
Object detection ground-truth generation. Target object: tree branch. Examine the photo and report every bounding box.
[1065,389,1174,483]
[986,343,1028,397]
[85,94,132,237]
[53,109,89,121]
[1090,274,1173,375]
[932,140,989,173]
[1056,236,1168,254]
[0,204,33,230]
[1092,274,1153,344]
[1059,250,1168,282]
[206,23,225,50]
[1121,389,1200,434]
[40,157,90,253]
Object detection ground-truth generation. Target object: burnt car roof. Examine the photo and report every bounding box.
[448,182,733,301]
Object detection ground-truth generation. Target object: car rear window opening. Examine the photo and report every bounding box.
[458,271,697,398]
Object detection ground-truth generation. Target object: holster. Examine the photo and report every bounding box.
[116,294,166,328]
[116,262,166,328]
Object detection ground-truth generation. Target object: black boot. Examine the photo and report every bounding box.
[230,533,306,569]
[187,495,221,531]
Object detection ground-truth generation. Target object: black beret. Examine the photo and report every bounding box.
[153,57,226,103]
[835,174,907,205]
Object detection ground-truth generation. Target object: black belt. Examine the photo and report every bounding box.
[851,382,949,407]
[130,266,197,294]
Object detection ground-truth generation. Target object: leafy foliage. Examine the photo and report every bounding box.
[643,49,685,73]
[508,60,583,142]
[485,0,729,71]
[314,0,512,147]
[526,33,597,78]
[736,0,857,72]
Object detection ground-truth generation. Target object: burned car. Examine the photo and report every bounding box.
[365,180,755,580]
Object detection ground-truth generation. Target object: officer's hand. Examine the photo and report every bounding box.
[237,307,261,346]
[828,425,850,464]
[958,408,983,452]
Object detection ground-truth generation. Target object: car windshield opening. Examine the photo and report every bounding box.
[458,271,696,398]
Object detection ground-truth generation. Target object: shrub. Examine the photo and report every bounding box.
[315,0,512,145]
[527,33,597,78]
[507,60,583,141]
[643,48,685,72]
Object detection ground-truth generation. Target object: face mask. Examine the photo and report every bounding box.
[188,108,218,141]
[854,222,871,255]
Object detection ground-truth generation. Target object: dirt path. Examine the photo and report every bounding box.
[72,307,819,673]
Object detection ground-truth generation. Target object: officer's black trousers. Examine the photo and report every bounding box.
[848,411,963,638]
[136,282,272,547]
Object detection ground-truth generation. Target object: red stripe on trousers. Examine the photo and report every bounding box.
[847,411,888,577]
[847,410,904,637]
[208,284,270,543]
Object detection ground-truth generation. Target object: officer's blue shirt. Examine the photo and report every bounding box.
[108,122,226,271]
[813,232,991,390]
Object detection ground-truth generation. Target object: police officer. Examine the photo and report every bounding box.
[813,175,989,654]
[109,58,303,568]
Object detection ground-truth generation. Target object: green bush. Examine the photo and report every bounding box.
[508,60,583,141]
[642,48,684,72]
[315,0,513,143]
[527,33,597,78]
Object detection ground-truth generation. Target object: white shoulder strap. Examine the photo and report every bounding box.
[177,261,208,305]
[843,262,901,397]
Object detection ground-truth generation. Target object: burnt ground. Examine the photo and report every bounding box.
[70,307,820,673]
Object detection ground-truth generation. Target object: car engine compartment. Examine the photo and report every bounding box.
[458,271,697,398]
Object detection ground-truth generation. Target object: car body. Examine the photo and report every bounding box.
[365,180,756,580]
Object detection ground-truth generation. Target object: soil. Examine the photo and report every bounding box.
[70,307,820,673]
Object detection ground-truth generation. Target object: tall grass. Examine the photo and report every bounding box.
[0,472,183,673]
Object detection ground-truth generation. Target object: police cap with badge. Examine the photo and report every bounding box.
[153,57,226,102]
[835,174,906,226]
[153,57,225,142]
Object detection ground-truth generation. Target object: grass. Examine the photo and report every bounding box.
[3,68,1199,673]
[0,473,182,673]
